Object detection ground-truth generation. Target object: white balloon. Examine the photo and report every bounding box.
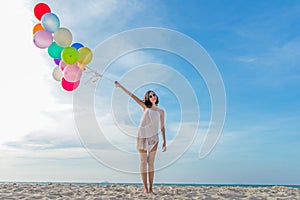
[52,66,63,81]
[54,27,72,47]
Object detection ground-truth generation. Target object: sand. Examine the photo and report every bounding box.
[0,183,299,199]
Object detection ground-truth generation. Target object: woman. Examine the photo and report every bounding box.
[114,81,167,194]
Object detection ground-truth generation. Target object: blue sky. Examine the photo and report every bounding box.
[0,0,299,185]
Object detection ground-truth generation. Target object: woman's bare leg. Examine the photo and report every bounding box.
[139,149,148,193]
[148,143,158,193]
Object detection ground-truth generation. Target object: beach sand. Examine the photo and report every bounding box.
[0,183,299,199]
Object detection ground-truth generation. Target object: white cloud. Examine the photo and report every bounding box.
[235,56,257,63]
[0,0,58,142]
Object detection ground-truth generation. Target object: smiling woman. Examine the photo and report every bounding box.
[114,81,166,194]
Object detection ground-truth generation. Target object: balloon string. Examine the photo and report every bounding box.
[85,65,115,83]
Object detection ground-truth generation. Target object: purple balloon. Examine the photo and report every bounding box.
[54,58,61,65]
[33,30,53,49]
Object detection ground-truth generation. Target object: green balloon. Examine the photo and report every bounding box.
[48,42,63,59]
[61,47,79,64]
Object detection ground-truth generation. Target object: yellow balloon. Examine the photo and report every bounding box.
[78,47,93,65]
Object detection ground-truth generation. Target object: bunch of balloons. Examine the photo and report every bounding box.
[33,3,93,91]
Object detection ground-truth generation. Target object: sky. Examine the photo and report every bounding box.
[0,0,299,185]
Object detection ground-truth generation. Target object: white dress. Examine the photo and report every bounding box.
[137,108,160,152]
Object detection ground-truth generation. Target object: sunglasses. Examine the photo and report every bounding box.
[149,93,156,98]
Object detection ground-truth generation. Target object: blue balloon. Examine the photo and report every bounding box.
[41,12,60,33]
[71,43,84,50]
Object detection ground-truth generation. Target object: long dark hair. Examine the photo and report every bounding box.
[144,90,159,108]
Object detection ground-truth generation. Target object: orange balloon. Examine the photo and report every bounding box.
[33,23,44,34]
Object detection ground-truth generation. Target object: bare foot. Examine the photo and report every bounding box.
[143,188,148,194]
[149,190,157,195]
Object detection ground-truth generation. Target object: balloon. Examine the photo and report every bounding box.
[61,78,80,91]
[54,58,61,65]
[52,66,63,81]
[61,47,79,64]
[41,12,60,33]
[78,47,93,64]
[33,30,53,49]
[59,60,67,71]
[34,3,51,20]
[48,42,63,59]
[63,63,82,82]
[33,23,44,34]
[71,43,84,50]
[54,28,72,47]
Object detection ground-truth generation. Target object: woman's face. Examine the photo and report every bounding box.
[148,91,157,104]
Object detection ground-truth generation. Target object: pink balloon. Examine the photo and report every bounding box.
[61,78,80,91]
[33,30,53,49]
[63,63,82,82]
[59,60,67,71]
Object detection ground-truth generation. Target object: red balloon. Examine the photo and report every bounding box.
[61,78,80,91]
[34,3,51,20]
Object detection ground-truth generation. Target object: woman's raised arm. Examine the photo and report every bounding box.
[115,81,146,110]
